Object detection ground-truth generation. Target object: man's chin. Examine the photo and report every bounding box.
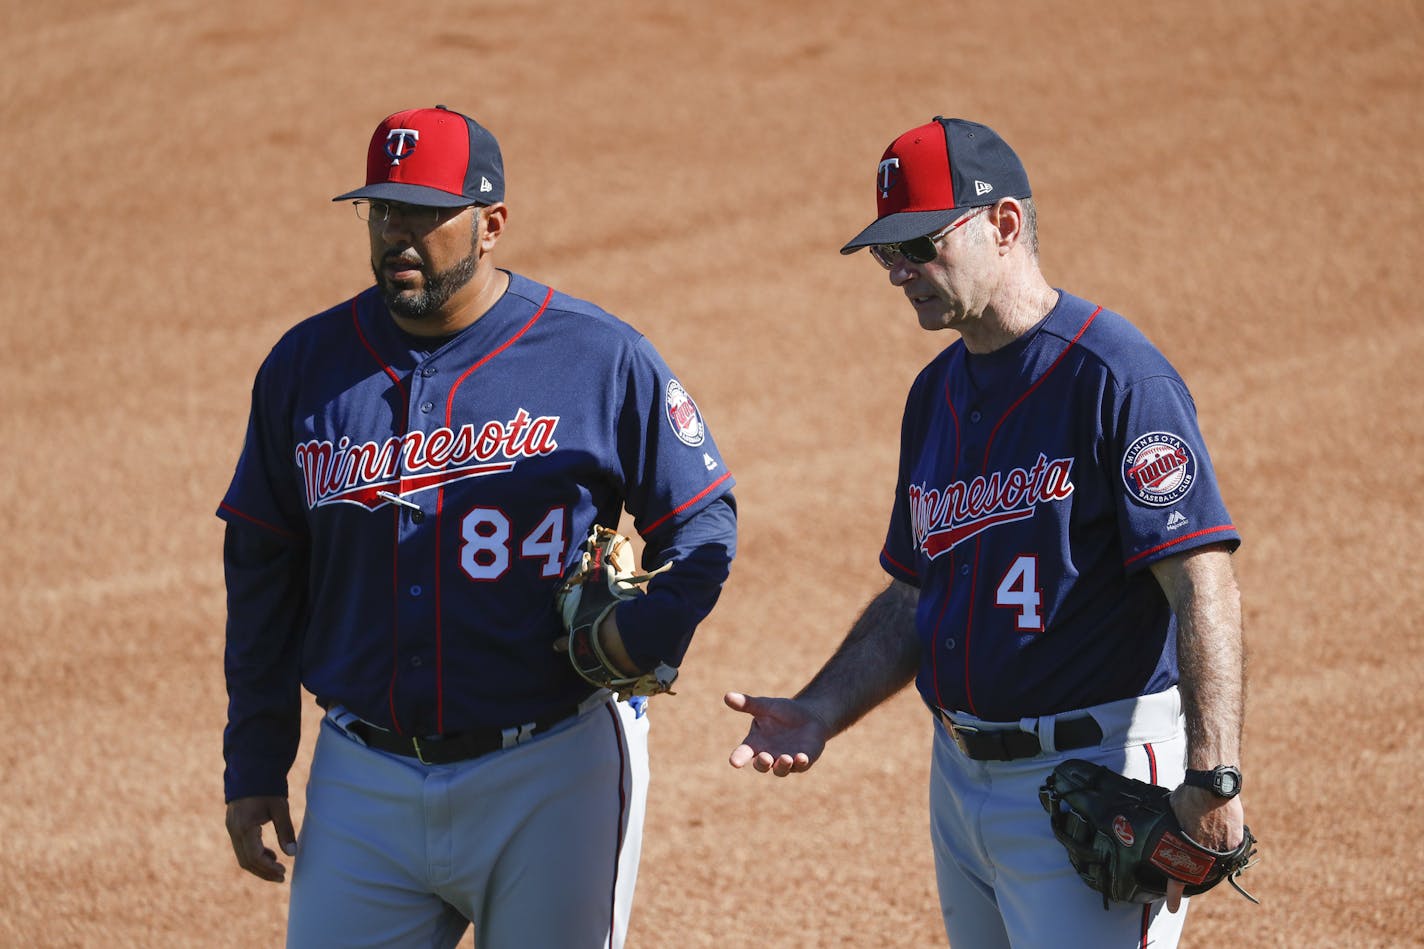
[380,286,434,320]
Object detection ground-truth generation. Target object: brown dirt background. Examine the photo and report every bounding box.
[3,1,1420,946]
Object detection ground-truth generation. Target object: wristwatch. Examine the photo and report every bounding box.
[1183,765,1243,798]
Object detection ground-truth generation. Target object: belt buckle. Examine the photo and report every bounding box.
[942,712,980,756]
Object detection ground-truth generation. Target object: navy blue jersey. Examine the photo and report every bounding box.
[880,291,1238,720]
[219,272,735,798]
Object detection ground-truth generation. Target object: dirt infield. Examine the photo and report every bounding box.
[3,2,1421,946]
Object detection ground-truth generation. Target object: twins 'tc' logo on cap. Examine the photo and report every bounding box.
[1121,431,1196,507]
[385,128,420,165]
[665,379,705,447]
[878,157,901,198]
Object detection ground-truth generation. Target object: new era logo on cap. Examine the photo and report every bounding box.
[841,117,1032,253]
[333,105,505,208]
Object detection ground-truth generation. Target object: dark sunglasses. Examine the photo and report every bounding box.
[869,206,991,270]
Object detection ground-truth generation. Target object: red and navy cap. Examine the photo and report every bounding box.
[332,105,505,208]
[840,117,1031,253]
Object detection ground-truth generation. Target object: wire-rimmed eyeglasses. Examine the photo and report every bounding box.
[869,206,991,270]
[352,199,474,230]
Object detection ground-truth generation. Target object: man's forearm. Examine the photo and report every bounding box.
[1155,547,1245,768]
[795,580,921,736]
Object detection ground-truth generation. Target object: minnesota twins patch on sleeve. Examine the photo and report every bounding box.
[1120,432,1196,507]
[664,379,705,447]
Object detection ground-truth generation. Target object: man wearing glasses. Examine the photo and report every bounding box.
[726,117,1247,948]
[218,105,737,947]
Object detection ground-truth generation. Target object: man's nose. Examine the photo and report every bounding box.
[888,259,917,286]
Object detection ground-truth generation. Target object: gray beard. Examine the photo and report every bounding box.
[375,247,478,320]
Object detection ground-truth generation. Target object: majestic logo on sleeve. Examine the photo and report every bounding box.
[665,379,705,447]
[1121,432,1196,507]
[293,408,558,510]
[909,454,1075,559]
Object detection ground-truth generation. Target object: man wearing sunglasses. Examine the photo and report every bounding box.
[217,105,737,948]
[726,117,1248,948]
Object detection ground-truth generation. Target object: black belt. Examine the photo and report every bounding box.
[348,707,580,765]
[939,711,1103,761]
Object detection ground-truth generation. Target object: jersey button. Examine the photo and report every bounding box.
[945,637,957,650]
[411,656,423,667]
[420,401,435,413]
[960,564,970,576]
[409,585,422,597]
[421,367,436,377]
[970,411,982,423]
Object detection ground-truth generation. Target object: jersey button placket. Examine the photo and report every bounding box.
[404,376,435,524]
[405,371,438,524]
[947,563,970,651]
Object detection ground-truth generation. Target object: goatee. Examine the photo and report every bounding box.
[375,247,478,320]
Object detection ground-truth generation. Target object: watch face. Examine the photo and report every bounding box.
[1214,768,1241,797]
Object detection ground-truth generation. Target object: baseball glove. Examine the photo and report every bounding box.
[1039,758,1259,910]
[553,525,678,701]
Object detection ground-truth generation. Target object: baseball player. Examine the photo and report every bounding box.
[726,117,1248,948]
[219,105,737,949]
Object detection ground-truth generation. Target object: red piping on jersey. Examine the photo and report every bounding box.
[350,296,412,735]
[962,306,1101,716]
[1123,525,1237,567]
[603,701,630,942]
[218,502,299,540]
[881,547,916,577]
[444,286,554,408]
[642,470,733,536]
[432,286,554,731]
[982,306,1100,462]
[351,297,408,391]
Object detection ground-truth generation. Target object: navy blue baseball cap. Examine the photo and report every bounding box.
[332,105,505,208]
[840,117,1031,253]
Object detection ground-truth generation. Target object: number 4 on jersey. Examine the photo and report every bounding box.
[995,555,1044,632]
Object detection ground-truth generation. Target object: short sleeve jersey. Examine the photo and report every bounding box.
[218,272,734,736]
[880,291,1239,720]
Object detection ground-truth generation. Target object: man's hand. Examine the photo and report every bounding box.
[725,692,832,777]
[1165,785,1246,912]
[225,795,298,883]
